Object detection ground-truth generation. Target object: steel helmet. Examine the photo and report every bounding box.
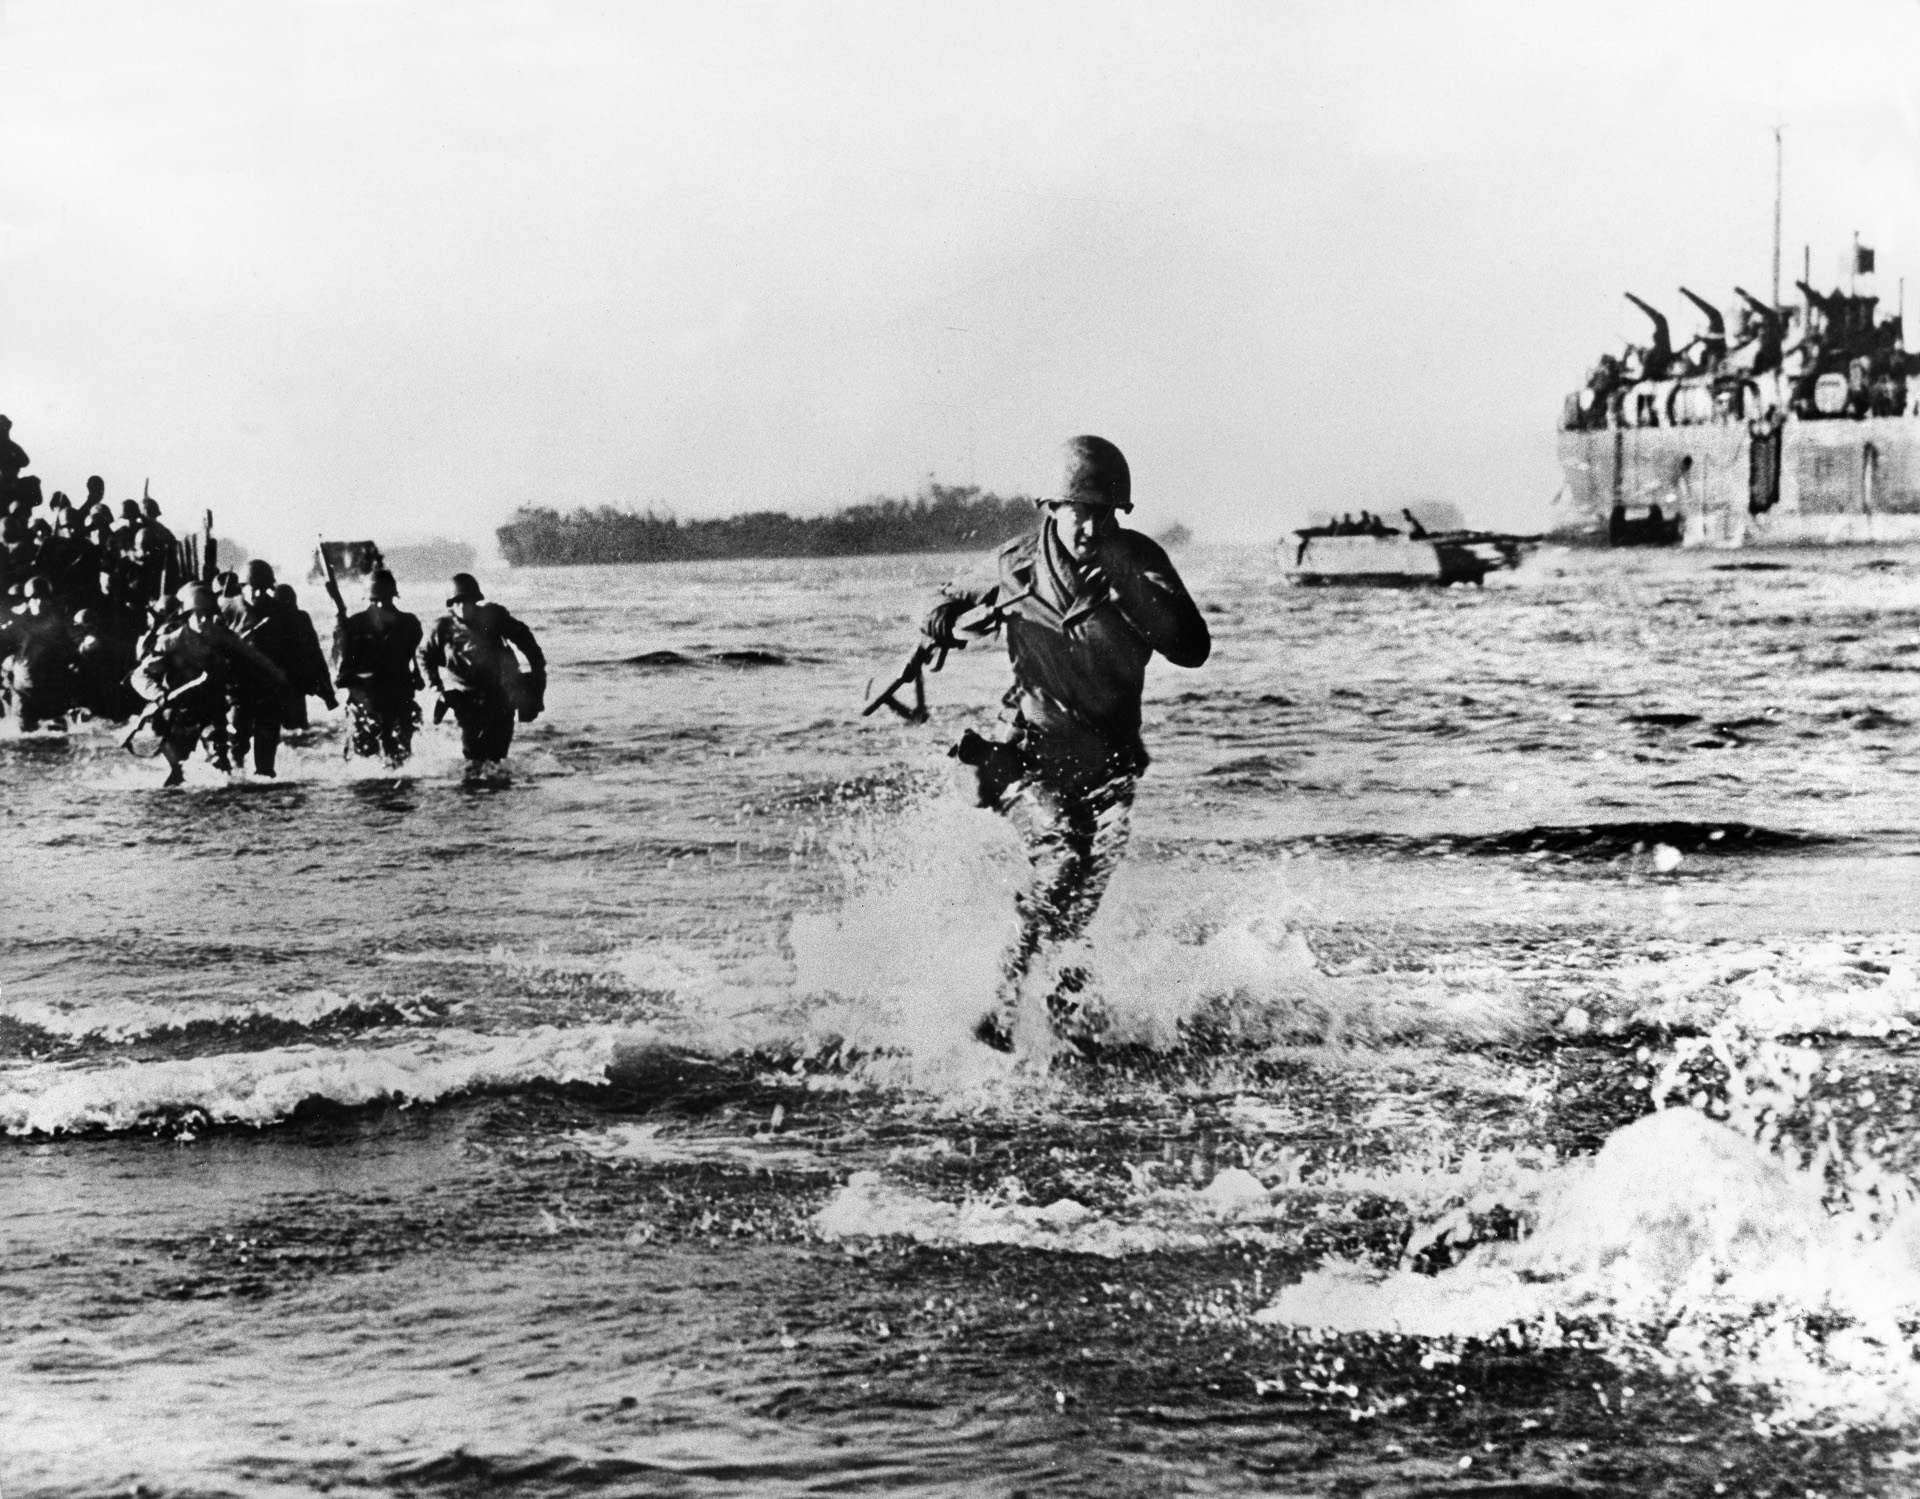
[1051,435,1131,512]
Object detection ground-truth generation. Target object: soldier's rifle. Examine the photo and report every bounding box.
[317,537,349,623]
[121,671,209,753]
[861,587,1034,724]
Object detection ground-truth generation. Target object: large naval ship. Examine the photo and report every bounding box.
[1558,228,1920,546]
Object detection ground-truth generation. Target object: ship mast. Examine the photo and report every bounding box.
[1771,126,1783,314]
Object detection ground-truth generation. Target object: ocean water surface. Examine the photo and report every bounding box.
[5,543,1920,1495]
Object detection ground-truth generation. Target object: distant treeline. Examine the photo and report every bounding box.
[495,484,1037,567]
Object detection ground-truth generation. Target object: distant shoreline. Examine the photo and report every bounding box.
[497,484,1037,567]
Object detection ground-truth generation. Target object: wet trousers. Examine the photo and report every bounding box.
[447,691,515,764]
[968,734,1139,986]
[346,691,421,766]
[229,696,282,776]
[14,686,68,733]
[160,692,230,772]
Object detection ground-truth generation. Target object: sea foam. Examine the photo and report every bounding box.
[0,1024,628,1136]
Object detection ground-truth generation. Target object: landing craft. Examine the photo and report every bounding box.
[1287,509,1534,586]
[311,539,385,583]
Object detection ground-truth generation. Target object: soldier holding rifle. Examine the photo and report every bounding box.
[322,553,424,768]
[133,582,285,787]
[902,436,1211,1046]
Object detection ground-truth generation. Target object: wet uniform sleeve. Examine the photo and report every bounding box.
[420,619,447,685]
[1093,531,1211,668]
[922,549,1012,645]
[502,613,546,676]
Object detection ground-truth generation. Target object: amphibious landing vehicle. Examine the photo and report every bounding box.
[1287,512,1533,587]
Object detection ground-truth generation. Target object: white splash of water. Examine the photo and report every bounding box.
[1258,1031,1920,1431]
[783,785,1030,1083]
[814,1169,1220,1258]
[0,988,432,1044]
[564,1121,826,1172]
[1610,936,1920,1038]
[0,1024,630,1136]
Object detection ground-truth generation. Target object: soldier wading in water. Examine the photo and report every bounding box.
[421,572,546,774]
[919,436,1210,1048]
[135,583,286,787]
[333,568,423,767]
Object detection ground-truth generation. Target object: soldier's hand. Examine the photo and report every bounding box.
[921,597,971,651]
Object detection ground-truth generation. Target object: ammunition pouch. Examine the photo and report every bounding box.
[951,728,1026,809]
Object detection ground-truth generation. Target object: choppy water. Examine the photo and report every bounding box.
[6,543,1920,1495]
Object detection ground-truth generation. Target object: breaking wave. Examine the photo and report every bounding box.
[1257,1028,1920,1432]
[0,1026,632,1137]
[0,990,443,1053]
[1288,820,1839,861]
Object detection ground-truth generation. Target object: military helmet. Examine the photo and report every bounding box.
[23,574,49,599]
[246,559,276,589]
[447,572,483,604]
[1049,435,1132,512]
[370,568,399,600]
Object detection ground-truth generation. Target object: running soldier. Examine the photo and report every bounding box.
[918,436,1211,1046]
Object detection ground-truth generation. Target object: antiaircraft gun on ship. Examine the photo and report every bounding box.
[1557,140,1920,546]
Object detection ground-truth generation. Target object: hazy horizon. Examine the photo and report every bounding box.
[4,1,1917,567]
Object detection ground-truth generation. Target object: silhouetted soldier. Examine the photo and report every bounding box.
[0,415,32,515]
[272,583,338,731]
[227,560,296,775]
[422,573,546,770]
[0,576,75,730]
[137,584,281,786]
[139,497,175,559]
[334,568,424,767]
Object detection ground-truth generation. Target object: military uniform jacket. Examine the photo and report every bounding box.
[422,603,545,706]
[139,617,285,703]
[946,522,1210,766]
[336,605,423,703]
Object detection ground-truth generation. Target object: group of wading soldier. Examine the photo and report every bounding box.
[131,566,546,785]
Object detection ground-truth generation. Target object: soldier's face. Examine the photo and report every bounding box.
[1049,501,1109,560]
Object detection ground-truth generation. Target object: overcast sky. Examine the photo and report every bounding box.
[3,0,1917,559]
